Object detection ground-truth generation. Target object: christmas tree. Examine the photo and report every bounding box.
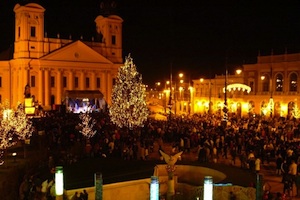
[109,54,148,129]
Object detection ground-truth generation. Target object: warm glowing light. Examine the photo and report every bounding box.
[261,75,265,80]
[78,113,97,138]
[203,176,213,200]
[180,79,184,84]
[179,73,183,78]
[150,176,159,200]
[55,166,64,196]
[109,54,148,129]
[3,109,13,120]
[223,83,251,93]
[236,69,242,75]
[200,78,204,83]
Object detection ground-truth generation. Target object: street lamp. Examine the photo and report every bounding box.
[222,68,228,124]
[261,67,273,118]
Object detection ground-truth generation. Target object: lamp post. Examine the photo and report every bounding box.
[222,68,228,125]
[269,67,273,118]
[261,67,273,118]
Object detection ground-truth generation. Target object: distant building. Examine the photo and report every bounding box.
[192,52,300,118]
[0,3,123,111]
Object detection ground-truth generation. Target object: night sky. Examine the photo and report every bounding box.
[1,0,300,87]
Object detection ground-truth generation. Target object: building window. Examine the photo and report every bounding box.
[250,81,254,92]
[112,35,116,45]
[18,27,20,38]
[63,76,67,88]
[75,77,79,88]
[51,76,55,87]
[0,77,2,87]
[262,75,270,92]
[30,26,36,37]
[96,78,101,88]
[275,74,283,92]
[86,78,90,88]
[30,76,35,87]
[290,73,298,92]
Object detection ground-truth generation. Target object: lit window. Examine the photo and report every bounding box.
[275,74,283,92]
[290,73,297,92]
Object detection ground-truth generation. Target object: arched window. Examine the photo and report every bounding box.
[289,73,298,92]
[261,74,270,92]
[275,73,283,92]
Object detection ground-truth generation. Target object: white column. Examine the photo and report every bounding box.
[80,71,85,90]
[56,70,62,104]
[44,69,50,107]
[38,69,44,105]
[91,71,96,90]
[68,70,74,90]
[12,68,18,107]
[107,71,112,104]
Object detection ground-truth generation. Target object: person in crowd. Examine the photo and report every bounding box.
[255,157,261,174]
[276,155,283,176]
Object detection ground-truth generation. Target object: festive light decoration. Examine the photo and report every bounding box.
[292,104,300,119]
[223,83,251,93]
[0,104,34,150]
[78,112,97,138]
[109,54,149,129]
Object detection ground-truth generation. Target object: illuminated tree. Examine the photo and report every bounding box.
[0,104,34,163]
[109,54,148,129]
[78,113,97,138]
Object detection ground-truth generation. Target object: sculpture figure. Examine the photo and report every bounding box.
[159,150,183,200]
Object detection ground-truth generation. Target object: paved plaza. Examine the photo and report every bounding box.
[0,141,300,199]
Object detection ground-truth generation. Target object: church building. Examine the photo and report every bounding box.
[0,2,123,111]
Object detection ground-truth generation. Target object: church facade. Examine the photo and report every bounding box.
[0,3,123,110]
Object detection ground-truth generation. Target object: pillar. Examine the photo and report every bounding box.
[94,172,103,200]
[38,68,43,105]
[55,166,64,200]
[44,69,50,107]
[56,69,62,104]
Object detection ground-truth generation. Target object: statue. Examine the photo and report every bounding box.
[159,150,183,200]
[24,84,31,98]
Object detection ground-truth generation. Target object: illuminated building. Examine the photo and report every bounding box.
[0,2,123,110]
[192,52,300,118]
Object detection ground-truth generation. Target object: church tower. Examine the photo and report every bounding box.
[95,0,123,63]
[13,3,45,59]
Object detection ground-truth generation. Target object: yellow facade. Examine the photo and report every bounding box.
[192,53,300,118]
[0,3,123,109]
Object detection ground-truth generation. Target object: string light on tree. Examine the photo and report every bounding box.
[78,113,97,138]
[109,54,149,129]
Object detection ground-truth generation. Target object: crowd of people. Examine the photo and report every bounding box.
[18,110,300,199]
